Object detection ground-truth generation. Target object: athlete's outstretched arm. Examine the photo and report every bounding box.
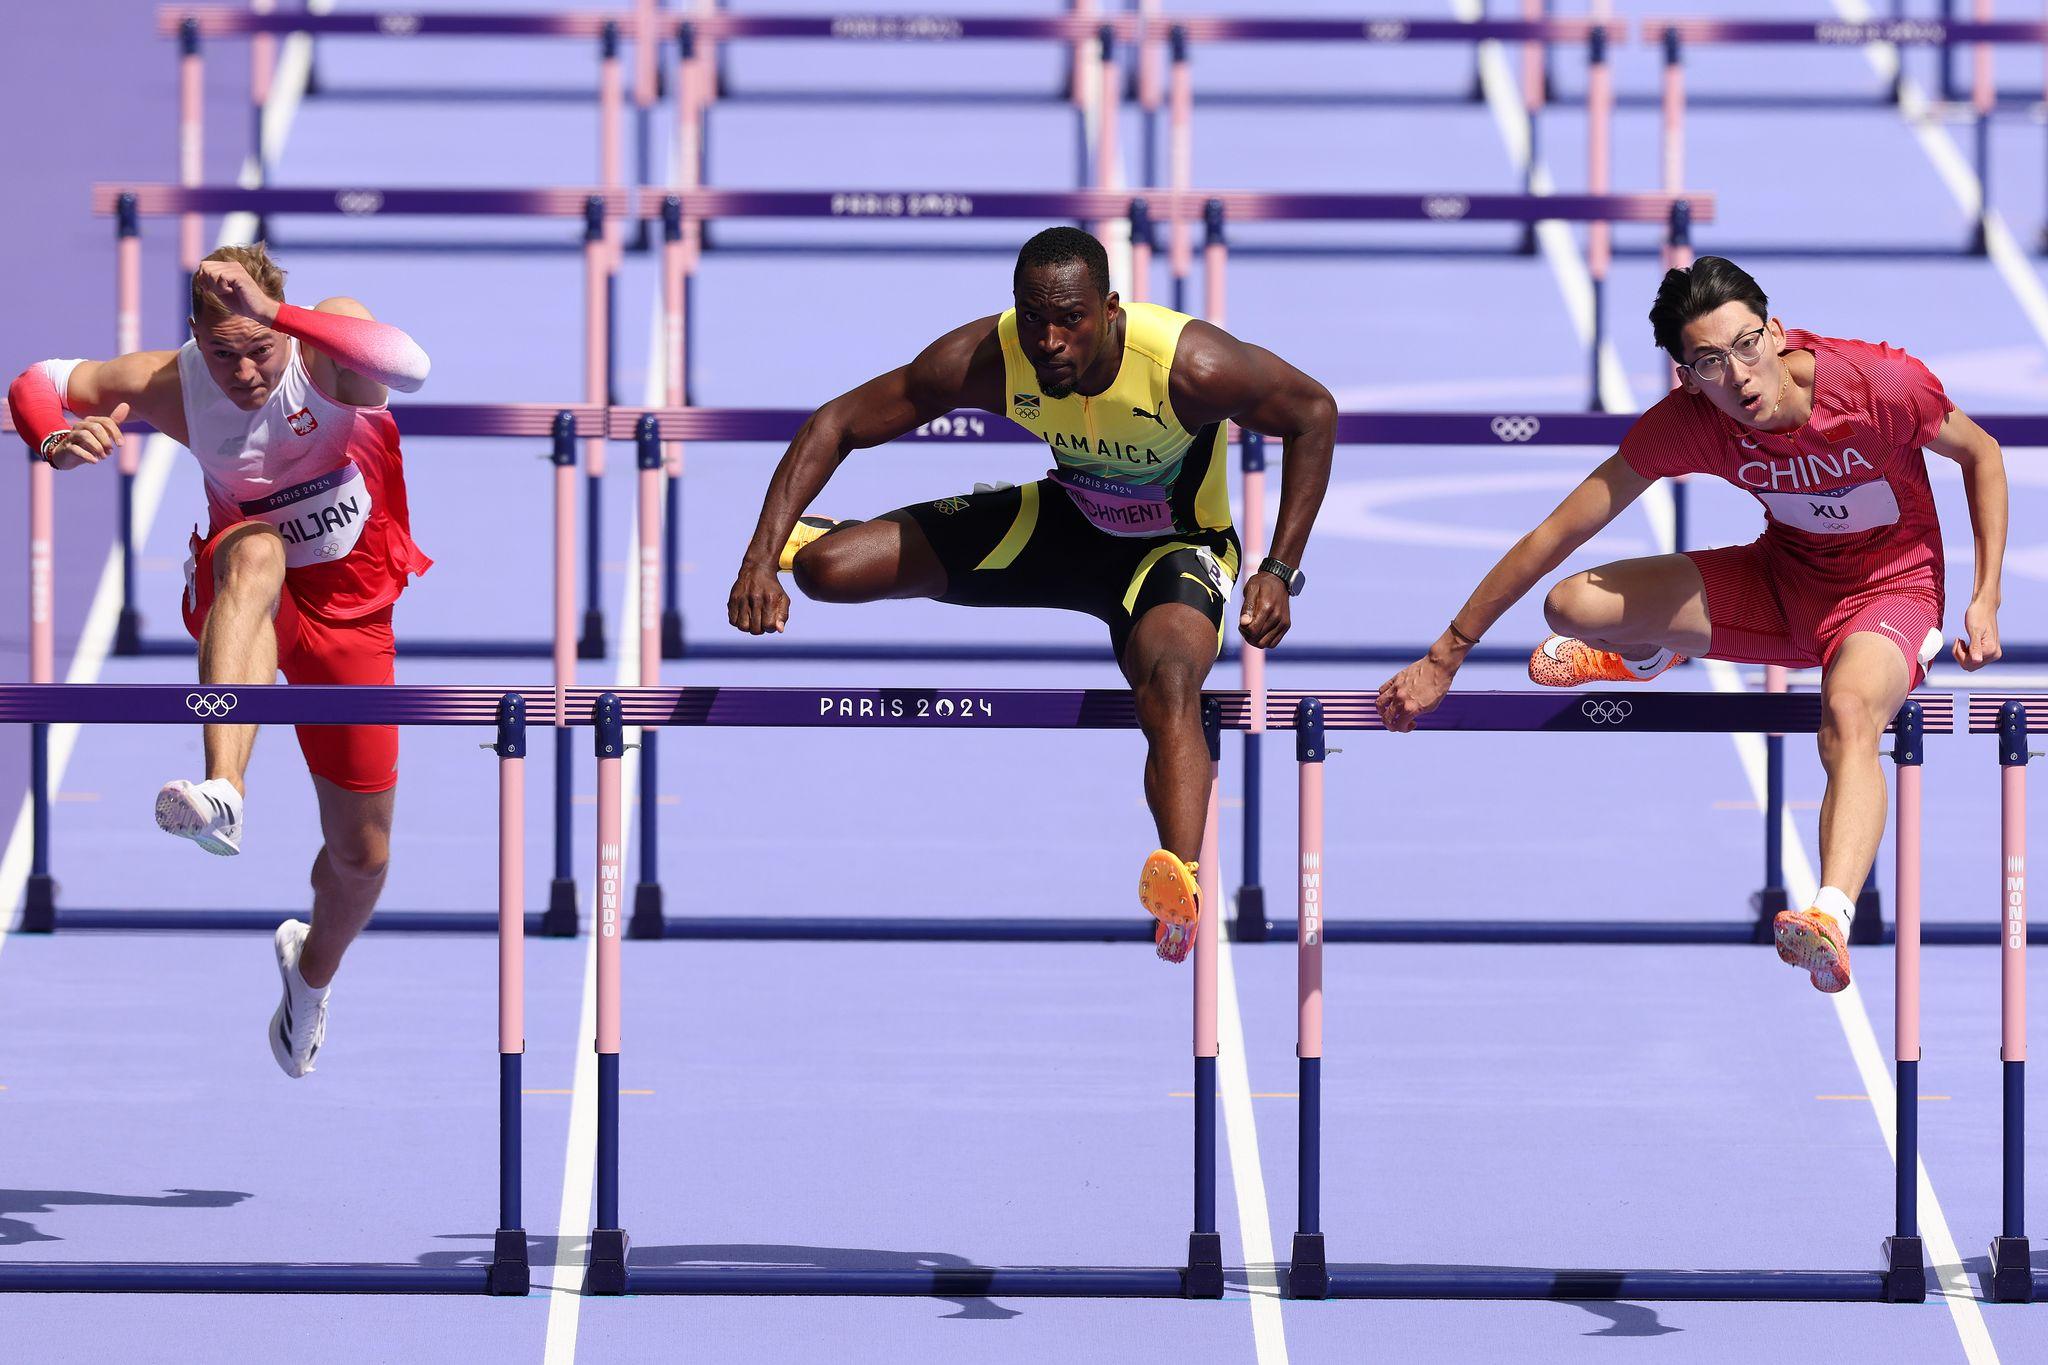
[7,351,183,469]
[728,317,1004,634]
[1376,454,1655,731]
[1929,408,2006,670]
[1167,320,1337,650]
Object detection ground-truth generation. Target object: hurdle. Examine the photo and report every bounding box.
[19,398,595,934]
[576,685,1233,1298]
[673,10,1125,202]
[1974,694,2046,1302]
[0,684,535,1294]
[90,183,621,661]
[157,5,658,229]
[1145,10,1619,278]
[1642,14,2048,256]
[1286,689,1941,1303]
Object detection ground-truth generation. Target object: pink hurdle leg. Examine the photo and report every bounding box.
[1290,698,1328,1299]
[179,25,203,282]
[1885,703,1925,1299]
[1168,31,1191,311]
[586,695,630,1294]
[1202,201,1226,327]
[1187,698,1223,1298]
[491,693,530,1295]
[601,29,625,268]
[1990,700,2034,1301]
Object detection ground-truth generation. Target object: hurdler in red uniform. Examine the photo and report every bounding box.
[1376,257,2009,995]
[7,243,432,1077]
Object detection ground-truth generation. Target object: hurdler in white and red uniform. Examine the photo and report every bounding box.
[1377,256,2009,998]
[6,243,432,1078]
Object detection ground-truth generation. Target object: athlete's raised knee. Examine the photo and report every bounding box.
[788,535,859,603]
[1542,573,1605,638]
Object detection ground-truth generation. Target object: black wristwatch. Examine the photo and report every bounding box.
[1257,556,1306,597]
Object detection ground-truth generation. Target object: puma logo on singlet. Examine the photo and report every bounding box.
[1179,571,1220,604]
[1132,402,1167,428]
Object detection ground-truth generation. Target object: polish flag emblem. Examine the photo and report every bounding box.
[287,408,318,437]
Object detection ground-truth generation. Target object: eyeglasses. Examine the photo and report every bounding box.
[1678,326,1769,385]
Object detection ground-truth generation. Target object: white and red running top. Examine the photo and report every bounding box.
[176,337,430,620]
[1620,329,1953,600]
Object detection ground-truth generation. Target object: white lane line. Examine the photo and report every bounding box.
[1462,2,1996,1352]
[541,181,665,1357]
[0,15,324,957]
[1216,930,1289,1360]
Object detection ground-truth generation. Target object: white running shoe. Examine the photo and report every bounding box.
[269,919,329,1079]
[155,778,243,856]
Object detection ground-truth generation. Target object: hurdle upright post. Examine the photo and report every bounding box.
[581,197,610,661]
[600,24,626,264]
[1970,0,1993,256]
[1585,15,1613,413]
[1518,0,1544,255]
[1203,200,1227,327]
[586,693,631,1295]
[1188,696,1224,1299]
[178,18,204,316]
[1093,26,1118,227]
[1168,28,1191,313]
[1128,199,1153,306]
[1137,0,1162,185]
[1751,665,1790,940]
[251,0,277,183]
[1236,429,1269,941]
[490,693,533,1295]
[115,193,145,657]
[1883,700,1927,1301]
[1288,697,1328,1299]
[23,433,56,933]
[631,415,666,939]
[1665,200,1693,554]
[661,197,688,659]
[543,412,581,937]
[1990,700,2035,1301]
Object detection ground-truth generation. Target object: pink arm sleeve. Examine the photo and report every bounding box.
[272,303,431,393]
[6,364,71,452]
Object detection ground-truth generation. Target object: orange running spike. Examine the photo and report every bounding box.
[1774,907,1853,993]
[1528,634,1685,688]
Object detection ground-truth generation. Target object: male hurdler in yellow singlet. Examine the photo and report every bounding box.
[727,228,1337,963]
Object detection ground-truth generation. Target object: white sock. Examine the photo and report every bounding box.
[1620,647,1675,679]
[1813,884,1856,940]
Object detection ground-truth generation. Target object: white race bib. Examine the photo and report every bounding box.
[1754,479,1900,535]
[237,463,372,568]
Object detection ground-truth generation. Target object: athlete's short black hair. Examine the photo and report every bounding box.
[1649,256,1769,361]
[1014,226,1111,298]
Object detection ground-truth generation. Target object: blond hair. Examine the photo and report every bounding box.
[191,242,288,323]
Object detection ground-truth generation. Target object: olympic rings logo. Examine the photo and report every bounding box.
[1422,195,1470,221]
[376,15,422,36]
[1581,699,1634,725]
[1490,415,1541,442]
[1364,21,1410,41]
[186,691,239,718]
[335,190,386,216]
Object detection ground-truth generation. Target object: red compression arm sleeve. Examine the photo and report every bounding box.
[6,366,69,452]
[272,304,431,393]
